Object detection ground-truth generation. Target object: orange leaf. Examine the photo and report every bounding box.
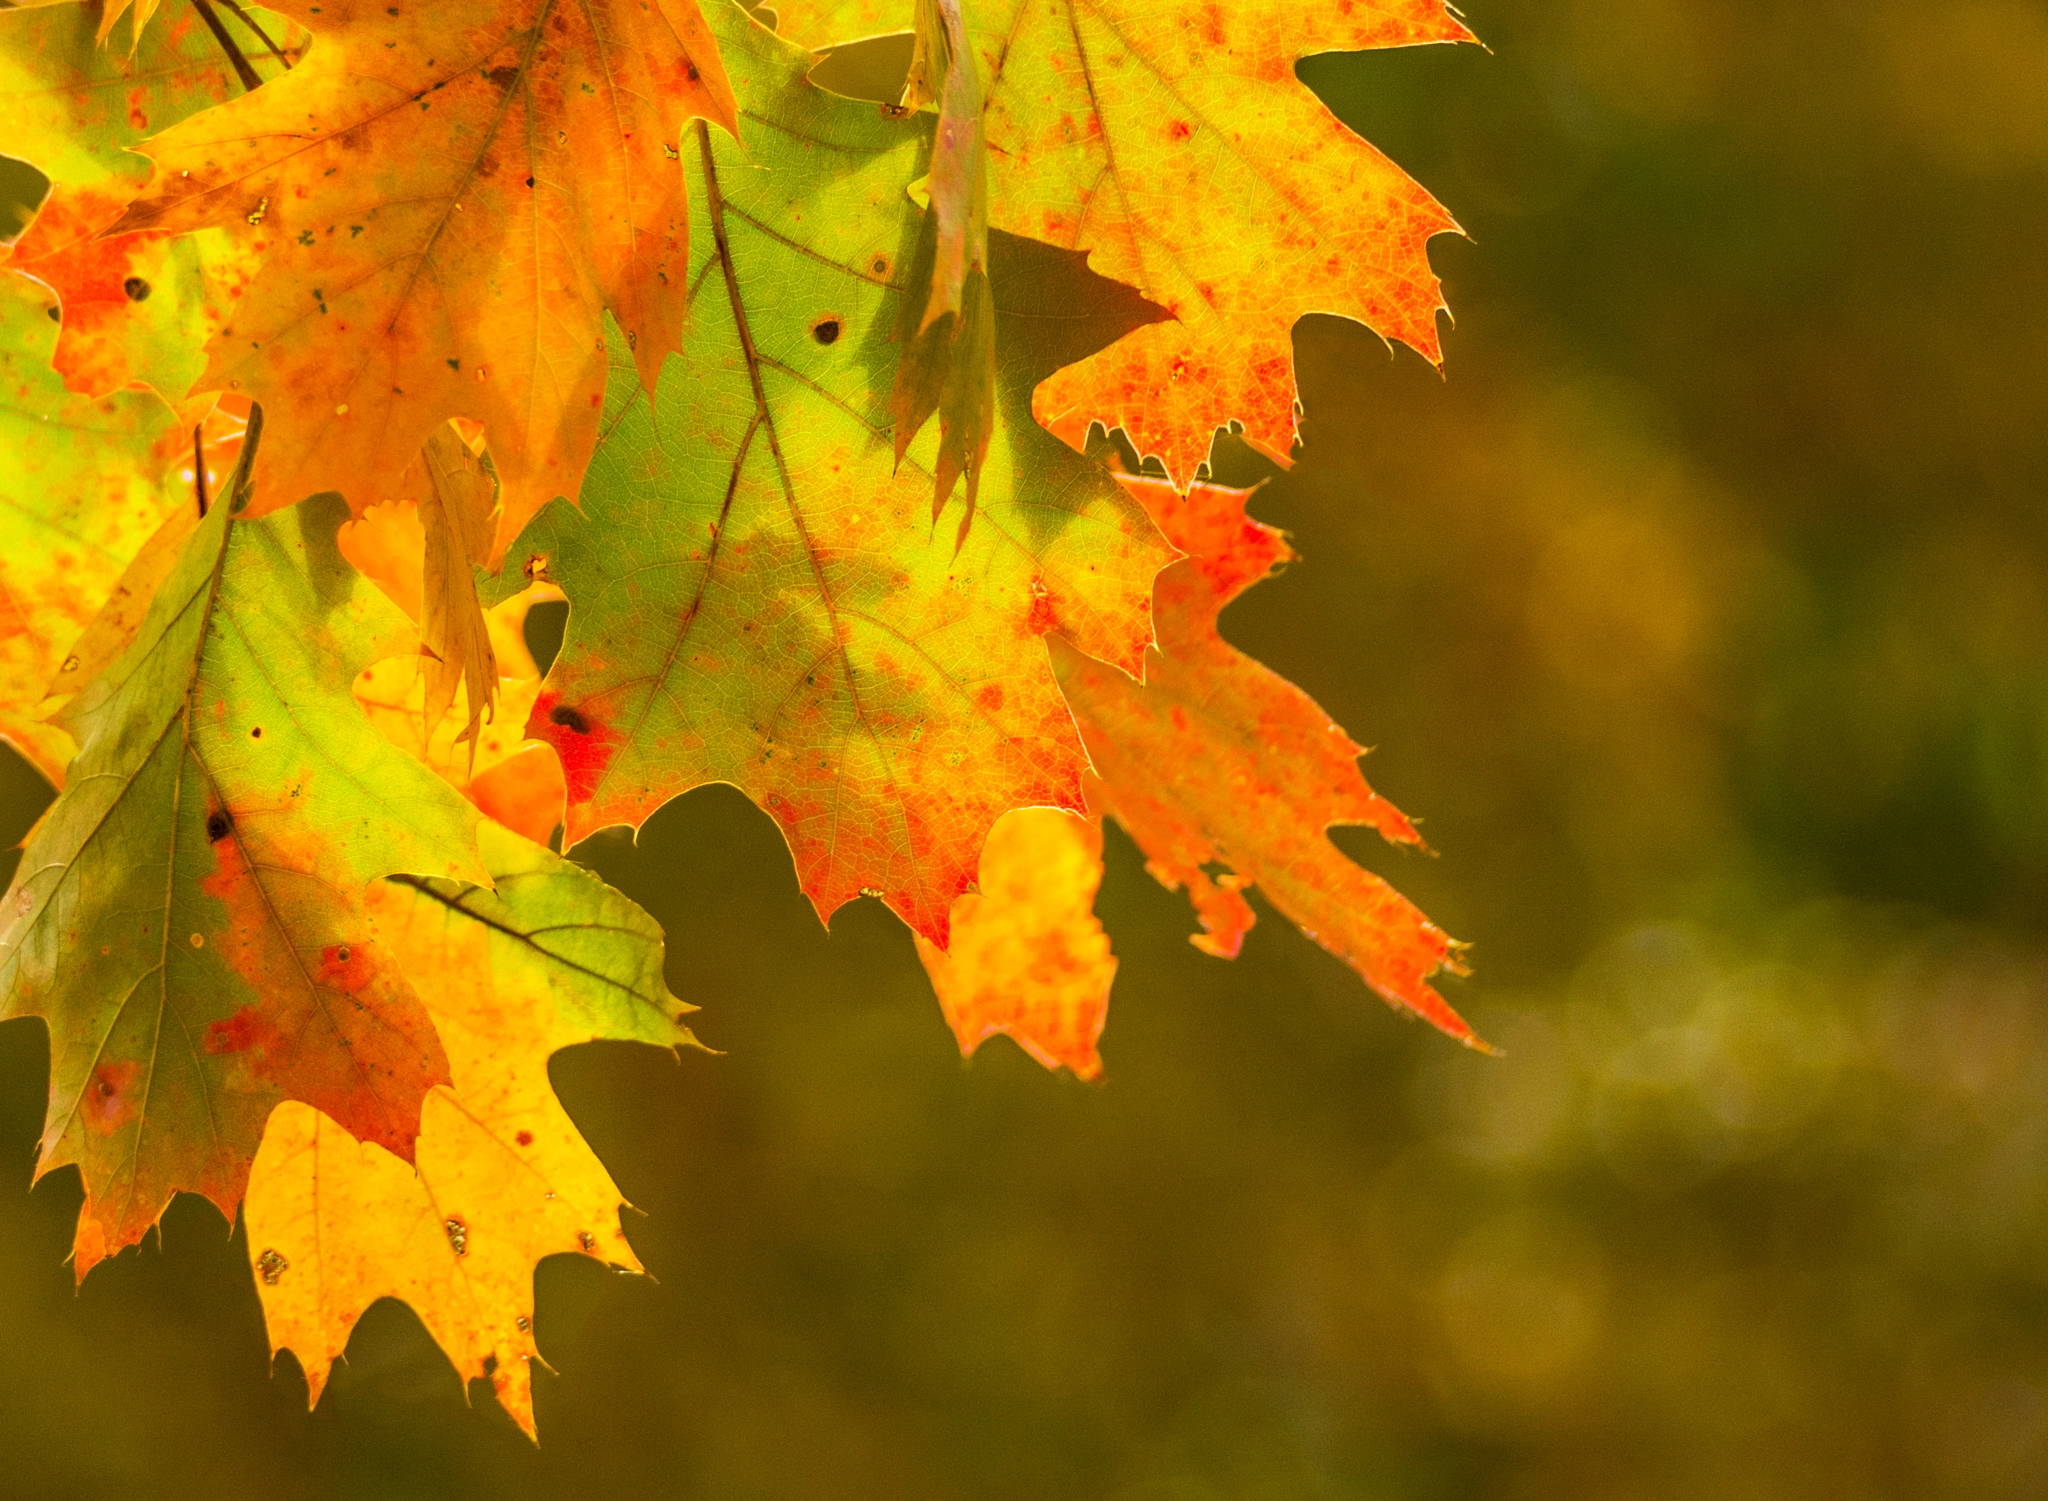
[111,0,739,553]
[1050,477,1483,1047]
[916,807,1114,1080]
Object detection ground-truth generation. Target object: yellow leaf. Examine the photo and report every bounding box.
[245,821,697,1438]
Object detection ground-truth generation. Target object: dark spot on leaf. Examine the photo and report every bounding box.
[550,703,590,734]
[486,65,519,91]
[516,1130,534,1146]
[250,725,262,738]
[206,811,231,842]
[811,316,841,345]
[122,277,150,301]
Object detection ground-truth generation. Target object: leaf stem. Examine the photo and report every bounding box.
[215,0,292,72]
[190,0,263,93]
[193,425,208,518]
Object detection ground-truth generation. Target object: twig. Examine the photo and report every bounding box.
[192,425,208,519]
[215,0,292,72]
[190,0,263,93]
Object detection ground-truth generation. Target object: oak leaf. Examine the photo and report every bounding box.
[108,0,739,553]
[773,0,1472,482]
[915,806,1113,1079]
[1050,477,1482,1046]
[246,820,695,1438]
[0,473,488,1276]
[501,1,1170,946]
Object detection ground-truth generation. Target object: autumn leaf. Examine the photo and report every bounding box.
[1051,477,1482,1046]
[38,398,252,721]
[246,820,694,1438]
[108,0,740,553]
[915,806,1113,1079]
[413,425,500,758]
[336,488,568,843]
[499,0,1170,946]
[10,0,164,52]
[0,2,294,402]
[0,272,191,785]
[773,0,1472,482]
[0,466,489,1277]
[886,0,995,536]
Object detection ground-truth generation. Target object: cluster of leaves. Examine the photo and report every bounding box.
[0,0,1478,1433]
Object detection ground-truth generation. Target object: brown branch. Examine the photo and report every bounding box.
[214,0,292,72]
[190,0,263,93]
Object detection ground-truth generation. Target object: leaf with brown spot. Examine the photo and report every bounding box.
[773,0,1473,482]
[1050,476,1483,1047]
[246,820,694,1438]
[493,2,1171,946]
[915,806,1113,1079]
[107,0,739,554]
[0,462,488,1277]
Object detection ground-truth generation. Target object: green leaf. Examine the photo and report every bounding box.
[497,0,1171,946]
[0,468,487,1277]
[378,820,696,1056]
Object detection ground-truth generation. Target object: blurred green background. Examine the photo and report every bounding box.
[6,0,2048,1495]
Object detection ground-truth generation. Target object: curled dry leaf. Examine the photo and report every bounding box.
[414,424,500,759]
[339,492,568,845]
[1051,477,1483,1047]
[915,806,1114,1079]
[885,0,996,539]
[110,0,739,551]
[246,821,696,1438]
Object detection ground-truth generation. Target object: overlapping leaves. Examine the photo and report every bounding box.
[0,0,1482,1434]
[502,0,1169,946]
